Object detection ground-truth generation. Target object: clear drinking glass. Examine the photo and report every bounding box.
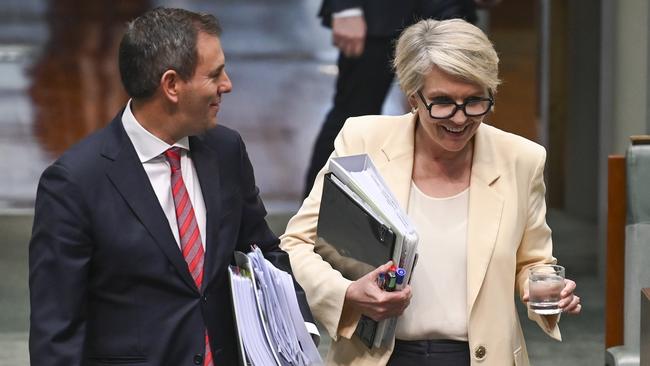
[528,264,565,314]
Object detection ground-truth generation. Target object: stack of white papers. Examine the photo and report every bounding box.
[228,247,323,366]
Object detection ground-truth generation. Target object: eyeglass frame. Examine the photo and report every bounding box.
[416,90,494,119]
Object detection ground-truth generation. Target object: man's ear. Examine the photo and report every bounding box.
[160,70,181,103]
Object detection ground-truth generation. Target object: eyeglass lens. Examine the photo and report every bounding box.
[430,100,491,118]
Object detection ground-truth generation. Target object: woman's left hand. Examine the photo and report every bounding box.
[558,279,581,315]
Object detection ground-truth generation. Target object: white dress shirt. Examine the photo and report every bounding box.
[121,101,320,340]
[121,100,207,249]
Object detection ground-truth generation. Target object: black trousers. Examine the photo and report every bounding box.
[387,339,470,366]
[302,36,395,197]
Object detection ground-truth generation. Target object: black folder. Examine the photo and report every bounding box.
[316,173,396,277]
[316,173,396,347]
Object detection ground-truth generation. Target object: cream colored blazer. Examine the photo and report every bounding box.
[280,113,562,366]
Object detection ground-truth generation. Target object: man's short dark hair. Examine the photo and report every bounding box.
[118,7,222,99]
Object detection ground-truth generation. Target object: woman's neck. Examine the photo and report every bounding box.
[412,125,474,197]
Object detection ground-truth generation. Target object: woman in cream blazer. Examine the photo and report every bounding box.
[281,19,580,366]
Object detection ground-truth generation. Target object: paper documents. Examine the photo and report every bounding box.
[228,247,322,366]
[322,154,419,348]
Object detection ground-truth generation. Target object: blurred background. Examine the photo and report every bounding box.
[1,0,648,364]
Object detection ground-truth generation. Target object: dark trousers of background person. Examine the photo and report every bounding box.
[303,36,395,198]
[303,0,478,197]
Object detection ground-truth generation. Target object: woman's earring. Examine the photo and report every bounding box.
[411,106,417,114]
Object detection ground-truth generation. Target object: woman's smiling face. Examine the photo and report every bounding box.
[412,66,490,157]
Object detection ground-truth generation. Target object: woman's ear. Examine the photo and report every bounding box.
[408,94,417,109]
[160,70,180,103]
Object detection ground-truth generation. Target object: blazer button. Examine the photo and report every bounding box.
[193,354,203,365]
[474,345,487,360]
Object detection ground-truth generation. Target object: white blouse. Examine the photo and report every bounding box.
[395,181,469,341]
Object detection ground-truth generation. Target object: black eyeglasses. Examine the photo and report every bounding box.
[417,90,494,119]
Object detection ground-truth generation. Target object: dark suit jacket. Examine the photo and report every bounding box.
[29,112,314,366]
[319,0,477,37]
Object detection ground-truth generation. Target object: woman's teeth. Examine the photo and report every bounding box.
[442,125,466,133]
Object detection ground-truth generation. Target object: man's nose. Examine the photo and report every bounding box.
[220,71,232,94]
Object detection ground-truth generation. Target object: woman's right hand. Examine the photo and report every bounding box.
[344,261,412,321]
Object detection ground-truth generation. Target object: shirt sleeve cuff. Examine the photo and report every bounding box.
[332,8,363,18]
[305,322,321,346]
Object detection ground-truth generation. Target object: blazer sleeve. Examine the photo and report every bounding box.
[328,0,364,13]
[29,162,93,366]
[280,122,365,341]
[232,133,315,325]
[514,148,562,340]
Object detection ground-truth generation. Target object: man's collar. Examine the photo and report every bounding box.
[121,99,190,162]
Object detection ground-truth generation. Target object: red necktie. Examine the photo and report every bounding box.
[164,147,214,366]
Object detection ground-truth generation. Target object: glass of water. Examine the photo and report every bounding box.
[528,264,565,314]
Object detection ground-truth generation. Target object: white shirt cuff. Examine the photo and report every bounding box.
[304,322,320,345]
[332,8,363,18]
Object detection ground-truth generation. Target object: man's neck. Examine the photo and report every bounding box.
[130,98,180,145]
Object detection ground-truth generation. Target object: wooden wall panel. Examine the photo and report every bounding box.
[605,155,625,348]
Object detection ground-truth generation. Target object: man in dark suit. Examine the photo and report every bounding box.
[29,7,315,366]
[303,0,485,197]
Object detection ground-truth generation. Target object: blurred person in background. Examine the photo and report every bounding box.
[303,0,501,197]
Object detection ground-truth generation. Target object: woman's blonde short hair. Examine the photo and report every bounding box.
[394,18,500,98]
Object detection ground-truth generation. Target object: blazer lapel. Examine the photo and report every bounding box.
[376,117,503,316]
[189,136,222,292]
[377,113,417,210]
[102,119,198,291]
[376,118,504,315]
[466,124,504,315]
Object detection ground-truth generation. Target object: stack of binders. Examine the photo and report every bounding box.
[228,247,323,366]
[315,154,419,349]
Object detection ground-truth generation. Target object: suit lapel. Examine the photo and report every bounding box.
[466,124,503,314]
[189,136,222,292]
[102,119,198,291]
[377,114,417,210]
[376,117,504,316]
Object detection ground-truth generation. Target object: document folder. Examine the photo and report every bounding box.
[328,155,418,279]
[228,248,323,366]
[316,154,419,349]
[316,173,396,279]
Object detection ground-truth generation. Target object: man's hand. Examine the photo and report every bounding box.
[332,15,367,58]
[344,261,412,321]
